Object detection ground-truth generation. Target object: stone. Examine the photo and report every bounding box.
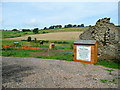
[79,17,120,62]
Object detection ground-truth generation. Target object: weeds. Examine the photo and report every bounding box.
[104,69,115,75]
[100,79,108,83]
[100,78,117,84]
[96,60,120,69]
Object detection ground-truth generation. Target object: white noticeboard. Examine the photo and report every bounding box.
[76,46,91,61]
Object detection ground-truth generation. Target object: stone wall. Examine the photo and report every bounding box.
[79,18,120,62]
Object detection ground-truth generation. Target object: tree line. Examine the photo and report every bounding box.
[11,24,86,34]
[43,24,84,30]
[12,28,39,34]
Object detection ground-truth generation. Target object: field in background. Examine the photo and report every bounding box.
[1,27,88,39]
[1,31,33,39]
[39,27,88,33]
[7,32,82,40]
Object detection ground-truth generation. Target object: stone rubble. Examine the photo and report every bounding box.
[79,17,120,62]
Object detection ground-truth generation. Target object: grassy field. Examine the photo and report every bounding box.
[1,31,33,39]
[7,32,82,40]
[2,40,74,61]
[1,27,88,39]
[39,27,88,33]
[1,27,120,69]
[1,40,120,69]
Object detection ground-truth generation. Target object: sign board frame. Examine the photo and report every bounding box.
[74,40,98,64]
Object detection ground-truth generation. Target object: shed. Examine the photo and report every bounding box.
[74,40,98,64]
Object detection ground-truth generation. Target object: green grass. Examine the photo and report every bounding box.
[1,40,74,60]
[1,40,120,69]
[104,69,115,75]
[39,27,88,34]
[2,49,30,57]
[100,79,117,84]
[1,31,33,38]
[1,27,88,39]
[96,60,120,69]
[36,53,73,61]
[2,47,73,61]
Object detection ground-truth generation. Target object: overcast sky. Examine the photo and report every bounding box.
[0,1,118,30]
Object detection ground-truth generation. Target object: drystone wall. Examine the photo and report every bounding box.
[79,18,120,62]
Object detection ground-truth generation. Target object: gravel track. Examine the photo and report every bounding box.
[2,57,119,88]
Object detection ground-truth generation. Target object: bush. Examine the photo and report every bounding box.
[63,41,69,44]
[33,28,39,34]
[24,33,28,34]
[70,44,73,49]
[34,38,37,43]
[27,36,31,42]
[2,47,14,50]
[42,31,46,34]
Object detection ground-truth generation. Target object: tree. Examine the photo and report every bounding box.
[77,25,81,27]
[22,29,31,32]
[58,25,62,28]
[43,27,47,30]
[12,29,18,31]
[33,28,39,34]
[73,25,77,27]
[27,36,31,42]
[64,25,67,28]
[80,24,84,27]
[67,24,73,28]
[34,38,37,43]
[49,26,54,29]
[89,25,92,27]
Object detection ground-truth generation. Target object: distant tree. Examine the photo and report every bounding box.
[49,26,54,29]
[27,36,31,42]
[89,25,92,27]
[73,25,77,27]
[34,38,37,43]
[43,27,47,30]
[64,25,67,28]
[116,25,120,27]
[33,28,39,34]
[67,24,73,28]
[64,24,72,28]
[80,24,84,27]
[58,25,62,28]
[12,29,18,31]
[77,25,81,27]
[22,29,31,32]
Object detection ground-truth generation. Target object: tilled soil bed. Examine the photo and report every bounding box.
[2,57,119,88]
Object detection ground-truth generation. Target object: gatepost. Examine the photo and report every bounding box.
[74,40,98,64]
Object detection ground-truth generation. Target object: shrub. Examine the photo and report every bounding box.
[70,44,73,49]
[27,36,31,42]
[42,31,46,34]
[33,28,39,34]
[34,38,37,43]
[2,47,13,50]
[63,41,69,44]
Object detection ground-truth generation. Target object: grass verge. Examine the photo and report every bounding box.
[96,60,120,69]
[1,40,120,69]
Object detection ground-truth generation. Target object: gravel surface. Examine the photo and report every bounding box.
[2,56,119,88]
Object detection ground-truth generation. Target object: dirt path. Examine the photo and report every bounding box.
[7,32,82,40]
[2,56,119,88]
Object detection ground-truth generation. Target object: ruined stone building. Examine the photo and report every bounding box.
[79,18,120,62]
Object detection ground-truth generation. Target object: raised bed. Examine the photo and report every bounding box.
[4,45,40,49]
